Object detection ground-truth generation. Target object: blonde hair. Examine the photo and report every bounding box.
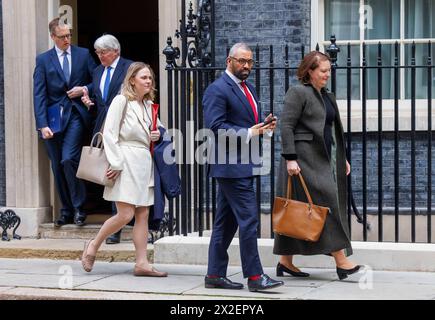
[121,62,156,101]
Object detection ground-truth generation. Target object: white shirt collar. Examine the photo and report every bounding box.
[107,56,121,70]
[55,45,71,57]
[225,69,244,85]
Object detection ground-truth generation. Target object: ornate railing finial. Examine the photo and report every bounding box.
[0,209,21,241]
[163,37,180,69]
[163,0,214,68]
[326,34,340,67]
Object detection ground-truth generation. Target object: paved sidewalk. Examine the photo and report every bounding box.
[0,258,434,300]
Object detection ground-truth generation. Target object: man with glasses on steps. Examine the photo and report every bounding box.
[33,17,97,228]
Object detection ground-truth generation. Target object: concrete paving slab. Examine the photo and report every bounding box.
[361,270,435,285]
[228,267,337,288]
[0,258,132,276]
[1,258,435,300]
[300,281,435,300]
[76,273,205,294]
[0,272,105,290]
[0,288,242,300]
[184,283,314,300]
[151,264,242,277]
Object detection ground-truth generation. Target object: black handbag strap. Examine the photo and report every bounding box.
[286,174,314,205]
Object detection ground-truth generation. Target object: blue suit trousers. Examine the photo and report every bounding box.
[207,177,263,278]
[43,108,86,215]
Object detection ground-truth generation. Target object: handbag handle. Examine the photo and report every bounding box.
[90,132,104,150]
[286,174,314,206]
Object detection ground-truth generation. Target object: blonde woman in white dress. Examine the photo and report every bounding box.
[81,62,167,277]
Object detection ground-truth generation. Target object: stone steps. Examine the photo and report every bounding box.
[0,239,153,263]
[39,223,134,241]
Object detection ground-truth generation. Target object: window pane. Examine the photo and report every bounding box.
[405,0,435,38]
[405,43,435,99]
[366,44,396,99]
[325,0,360,41]
[334,45,360,100]
[365,0,400,40]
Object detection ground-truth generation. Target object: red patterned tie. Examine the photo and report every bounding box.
[240,81,258,124]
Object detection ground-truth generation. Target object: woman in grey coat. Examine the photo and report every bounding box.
[274,51,362,280]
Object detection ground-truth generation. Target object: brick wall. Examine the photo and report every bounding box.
[214,0,312,203]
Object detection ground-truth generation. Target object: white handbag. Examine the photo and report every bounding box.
[76,96,128,186]
[76,132,115,187]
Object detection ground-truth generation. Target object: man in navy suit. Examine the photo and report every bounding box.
[81,34,133,244]
[203,43,283,292]
[33,18,97,227]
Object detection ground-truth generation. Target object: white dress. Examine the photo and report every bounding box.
[102,95,158,207]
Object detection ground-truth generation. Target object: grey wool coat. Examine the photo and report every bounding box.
[273,84,352,256]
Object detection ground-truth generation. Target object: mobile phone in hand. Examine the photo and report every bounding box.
[262,115,277,127]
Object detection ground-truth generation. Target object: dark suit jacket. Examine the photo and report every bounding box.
[203,72,262,178]
[33,45,97,131]
[89,57,133,134]
[149,127,181,230]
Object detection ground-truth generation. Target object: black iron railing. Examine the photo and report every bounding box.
[162,2,434,243]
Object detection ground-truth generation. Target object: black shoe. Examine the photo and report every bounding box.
[54,215,74,227]
[276,262,310,277]
[336,265,363,280]
[106,230,121,244]
[204,276,244,290]
[73,210,86,226]
[248,274,284,292]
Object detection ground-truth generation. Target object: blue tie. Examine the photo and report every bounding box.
[62,51,70,83]
[103,66,112,103]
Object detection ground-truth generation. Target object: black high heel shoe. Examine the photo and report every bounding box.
[276,262,310,277]
[336,265,362,280]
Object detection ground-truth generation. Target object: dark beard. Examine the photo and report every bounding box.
[234,69,250,81]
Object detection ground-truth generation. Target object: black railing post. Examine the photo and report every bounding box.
[377,42,383,242]
[362,43,368,241]
[284,44,290,92]
[193,69,199,234]
[346,43,353,235]
[163,37,178,236]
[326,35,340,95]
[427,41,433,243]
[394,41,400,242]
[411,42,416,243]
[269,45,275,238]
[175,69,181,235]
[255,44,262,238]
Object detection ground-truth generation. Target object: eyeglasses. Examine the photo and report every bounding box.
[54,34,72,40]
[95,49,111,56]
[230,56,255,66]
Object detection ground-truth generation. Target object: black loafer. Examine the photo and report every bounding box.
[276,262,310,277]
[204,276,244,290]
[106,231,121,244]
[336,265,363,280]
[74,210,87,226]
[248,274,284,292]
[54,215,74,227]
